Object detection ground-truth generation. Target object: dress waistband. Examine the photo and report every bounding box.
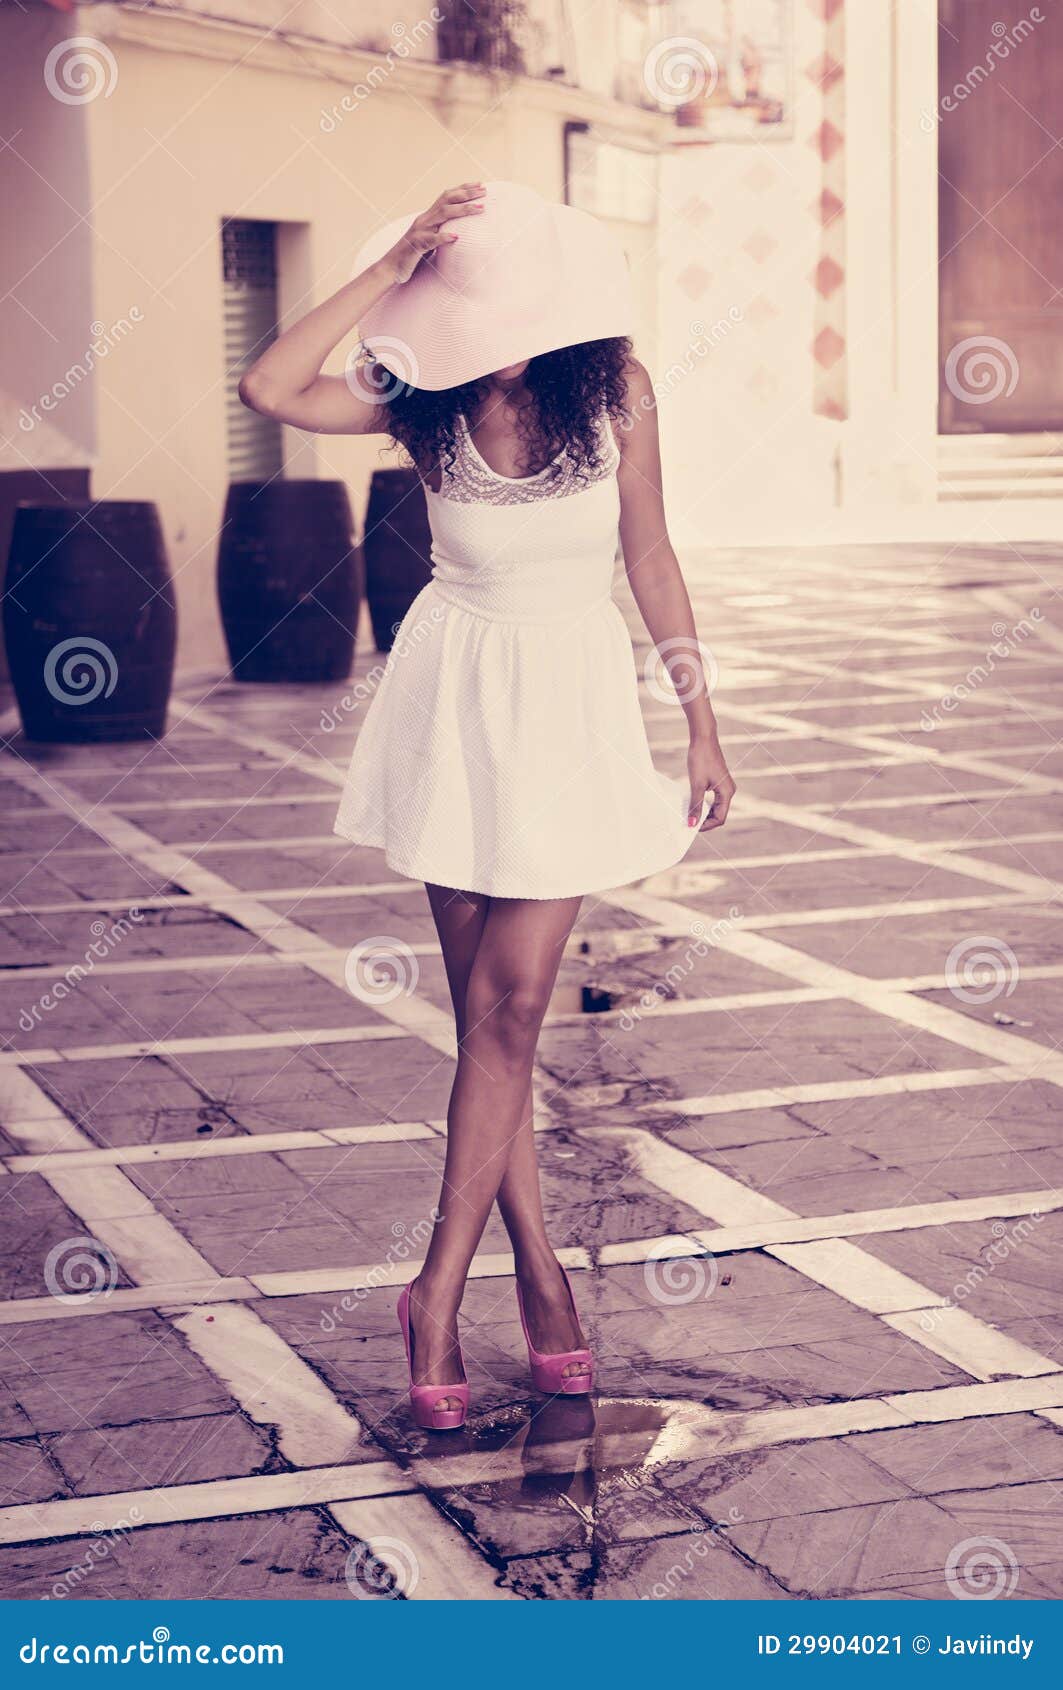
[428,576,616,628]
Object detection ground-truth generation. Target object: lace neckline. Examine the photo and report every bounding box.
[433,410,619,507]
[456,413,563,486]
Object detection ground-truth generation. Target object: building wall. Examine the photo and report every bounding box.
[656,0,941,546]
[78,6,663,670]
[2,0,952,680]
[0,5,97,470]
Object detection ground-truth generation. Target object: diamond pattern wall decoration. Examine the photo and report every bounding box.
[810,0,847,419]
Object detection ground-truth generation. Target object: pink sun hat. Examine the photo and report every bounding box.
[351,180,636,392]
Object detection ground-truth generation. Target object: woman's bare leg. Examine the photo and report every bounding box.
[427,885,586,1358]
[411,885,583,1406]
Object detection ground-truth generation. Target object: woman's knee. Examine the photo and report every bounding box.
[465,972,551,1059]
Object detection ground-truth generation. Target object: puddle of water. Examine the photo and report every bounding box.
[548,980,616,1015]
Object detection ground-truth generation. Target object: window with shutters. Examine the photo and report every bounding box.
[221,218,284,482]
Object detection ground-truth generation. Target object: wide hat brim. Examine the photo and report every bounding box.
[350,180,636,391]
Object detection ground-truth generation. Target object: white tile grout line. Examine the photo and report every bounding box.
[0,758,456,1058]
[4,831,1063,920]
[0,1025,411,1069]
[0,759,524,1592]
[0,1075,1014,1170]
[10,756,1048,835]
[638,1065,1024,1119]
[2,1119,443,1174]
[154,696,1063,1400]
[0,891,1044,986]
[605,881,1063,1085]
[2,652,1061,1565]
[18,796,1059,856]
[1,1188,1058,1331]
[0,1063,508,1598]
[5,1372,1063,1550]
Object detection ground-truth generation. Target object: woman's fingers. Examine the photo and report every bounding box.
[426,184,486,225]
[699,778,736,831]
[687,778,707,829]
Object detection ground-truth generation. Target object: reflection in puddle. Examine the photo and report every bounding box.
[410,1398,678,1516]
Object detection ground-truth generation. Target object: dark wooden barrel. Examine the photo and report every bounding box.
[3,501,176,743]
[363,468,433,653]
[217,480,358,682]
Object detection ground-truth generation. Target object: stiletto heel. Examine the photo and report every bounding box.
[397,1283,469,1431]
[516,1266,594,1396]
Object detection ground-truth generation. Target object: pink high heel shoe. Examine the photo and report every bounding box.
[397,1283,469,1432]
[516,1267,594,1396]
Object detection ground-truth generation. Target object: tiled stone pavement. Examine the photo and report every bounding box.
[1,541,1063,1601]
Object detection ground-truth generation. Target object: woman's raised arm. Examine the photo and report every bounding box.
[237,183,485,435]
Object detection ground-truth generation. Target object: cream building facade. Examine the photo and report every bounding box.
[1,1,1059,671]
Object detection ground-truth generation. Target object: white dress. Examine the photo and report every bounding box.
[333,412,704,899]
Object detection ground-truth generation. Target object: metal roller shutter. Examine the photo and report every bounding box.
[221,218,284,482]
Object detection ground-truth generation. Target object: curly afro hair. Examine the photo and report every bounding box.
[375,336,633,483]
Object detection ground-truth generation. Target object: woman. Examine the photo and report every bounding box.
[239,180,734,1431]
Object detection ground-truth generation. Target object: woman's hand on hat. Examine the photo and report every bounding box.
[385,184,486,283]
